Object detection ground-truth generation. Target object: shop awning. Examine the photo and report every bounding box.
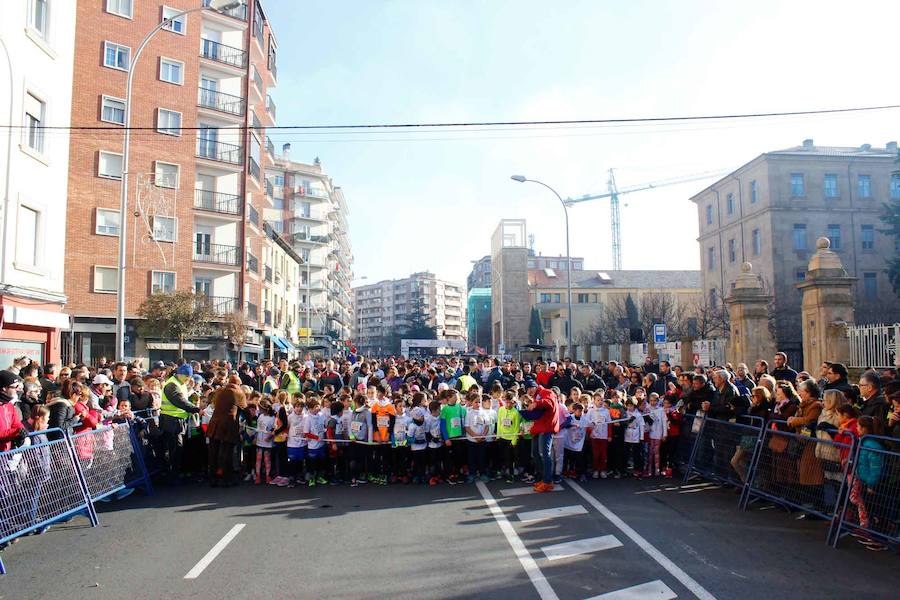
[271,335,289,351]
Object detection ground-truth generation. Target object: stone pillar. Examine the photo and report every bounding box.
[725,262,777,368]
[797,237,856,370]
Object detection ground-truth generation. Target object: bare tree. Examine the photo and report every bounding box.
[223,310,247,362]
[687,289,730,339]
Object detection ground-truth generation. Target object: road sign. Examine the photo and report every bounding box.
[653,323,666,344]
[498,343,506,354]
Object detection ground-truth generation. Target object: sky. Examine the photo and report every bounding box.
[264,0,900,287]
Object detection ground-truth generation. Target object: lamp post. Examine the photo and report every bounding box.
[114,0,244,361]
[510,175,574,359]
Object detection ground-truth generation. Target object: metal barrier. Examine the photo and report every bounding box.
[674,413,702,471]
[833,435,900,548]
[741,425,855,542]
[0,423,151,575]
[682,416,765,505]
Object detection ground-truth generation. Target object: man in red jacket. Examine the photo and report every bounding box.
[520,386,560,492]
[0,370,25,453]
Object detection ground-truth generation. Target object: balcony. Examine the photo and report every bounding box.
[193,243,241,266]
[197,295,238,315]
[265,179,274,199]
[196,138,242,165]
[248,204,259,227]
[264,265,273,283]
[198,87,245,116]
[266,95,276,121]
[247,252,259,274]
[266,136,275,160]
[248,156,260,181]
[246,302,258,321]
[251,66,263,95]
[194,189,240,215]
[200,38,247,69]
[264,310,272,326]
[202,0,247,20]
[295,186,329,200]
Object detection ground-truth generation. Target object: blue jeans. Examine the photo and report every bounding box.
[532,433,554,484]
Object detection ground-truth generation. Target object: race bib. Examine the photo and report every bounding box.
[377,415,390,429]
[572,430,583,441]
[431,426,441,438]
[350,421,363,434]
[522,422,533,434]
[290,426,303,438]
[501,418,513,429]
[474,416,485,427]
[335,422,345,435]
[450,417,461,430]
[394,426,406,439]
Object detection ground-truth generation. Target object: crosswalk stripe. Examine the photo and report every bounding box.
[540,535,623,561]
[500,485,564,497]
[517,504,588,523]
[584,580,677,600]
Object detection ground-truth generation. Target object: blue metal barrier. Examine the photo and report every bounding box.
[832,435,900,549]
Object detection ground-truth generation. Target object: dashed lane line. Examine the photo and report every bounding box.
[184,524,246,580]
[540,535,624,561]
[584,579,678,600]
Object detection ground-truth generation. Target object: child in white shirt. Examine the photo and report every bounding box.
[624,400,645,476]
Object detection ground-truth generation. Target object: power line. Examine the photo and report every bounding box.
[2,102,899,132]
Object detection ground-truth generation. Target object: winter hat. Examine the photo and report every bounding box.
[92,374,113,386]
[0,370,22,388]
[176,364,194,378]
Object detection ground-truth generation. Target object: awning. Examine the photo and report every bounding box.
[145,342,212,350]
[3,306,71,330]
[271,335,289,351]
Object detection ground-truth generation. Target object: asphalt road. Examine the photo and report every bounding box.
[1,476,895,600]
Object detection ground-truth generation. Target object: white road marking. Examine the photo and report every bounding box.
[678,486,721,494]
[518,504,589,523]
[184,524,246,580]
[476,481,560,600]
[541,534,623,561]
[500,484,564,497]
[568,481,718,600]
[585,579,678,600]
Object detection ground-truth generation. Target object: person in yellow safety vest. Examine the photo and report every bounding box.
[455,365,478,392]
[159,363,201,481]
[281,362,302,394]
[262,368,280,395]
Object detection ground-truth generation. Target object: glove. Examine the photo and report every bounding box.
[12,427,28,448]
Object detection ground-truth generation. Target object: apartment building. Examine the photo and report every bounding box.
[354,272,466,356]
[266,148,354,355]
[63,0,284,363]
[0,0,77,365]
[690,139,900,368]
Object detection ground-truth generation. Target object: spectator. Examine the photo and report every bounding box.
[206,375,246,488]
[823,362,853,395]
[0,371,25,453]
[771,352,798,384]
[858,371,888,428]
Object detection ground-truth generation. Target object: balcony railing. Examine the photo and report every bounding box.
[265,179,274,198]
[266,95,276,120]
[196,138,242,164]
[203,0,247,20]
[248,204,259,227]
[252,66,263,93]
[264,265,273,283]
[193,189,240,215]
[197,295,238,315]
[247,252,259,273]
[248,156,260,181]
[266,136,275,159]
[193,243,241,266]
[296,186,329,200]
[246,302,258,321]
[200,38,247,69]
[198,87,245,116]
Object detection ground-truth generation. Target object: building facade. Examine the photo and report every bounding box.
[467,255,491,290]
[353,272,466,356]
[266,147,353,354]
[63,0,283,364]
[691,139,900,368]
[0,0,76,365]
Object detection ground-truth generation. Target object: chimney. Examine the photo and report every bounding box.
[282,143,291,159]
[802,138,814,149]
[887,141,898,153]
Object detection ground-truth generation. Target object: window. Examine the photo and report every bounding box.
[16,206,39,267]
[705,204,713,225]
[726,193,734,215]
[752,228,761,256]
[577,293,589,303]
[95,208,120,236]
[824,174,839,198]
[98,151,122,179]
[94,266,118,293]
[152,216,177,242]
[857,175,872,198]
[151,271,176,294]
[795,270,806,282]
[159,58,183,85]
[793,224,807,251]
[154,161,179,188]
[157,108,181,136]
[863,272,877,299]
[267,36,277,74]
[273,174,285,186]
[100,95,125,125]
[28,0,49,39]
[542,318,550,330]
[790,173,805,197]
[728,238,736,263]
[826,224,841,250]
[161,6,186,34]
[253,5,265,45]
[750,180,758,204]
[552,293,561,303]
[861,224,875,250]
[891,174,900,199]
[708,288,718,309]
[707,246,715,270]
[103,41,130,71]
[106,0,132,18]
[24,93,45,154]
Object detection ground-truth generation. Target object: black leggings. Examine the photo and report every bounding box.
[273,442,288,478]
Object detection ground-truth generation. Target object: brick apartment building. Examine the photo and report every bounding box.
[64,0,294,364]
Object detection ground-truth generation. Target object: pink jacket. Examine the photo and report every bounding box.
[0,401,24,452]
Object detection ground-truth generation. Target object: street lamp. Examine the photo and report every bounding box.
[114,0,245,361]
[510,175,574,359]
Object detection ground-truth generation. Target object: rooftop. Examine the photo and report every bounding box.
[528,269,701,290]
[768,139,897,158]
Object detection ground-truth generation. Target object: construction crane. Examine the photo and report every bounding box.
[565,168,728,270]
